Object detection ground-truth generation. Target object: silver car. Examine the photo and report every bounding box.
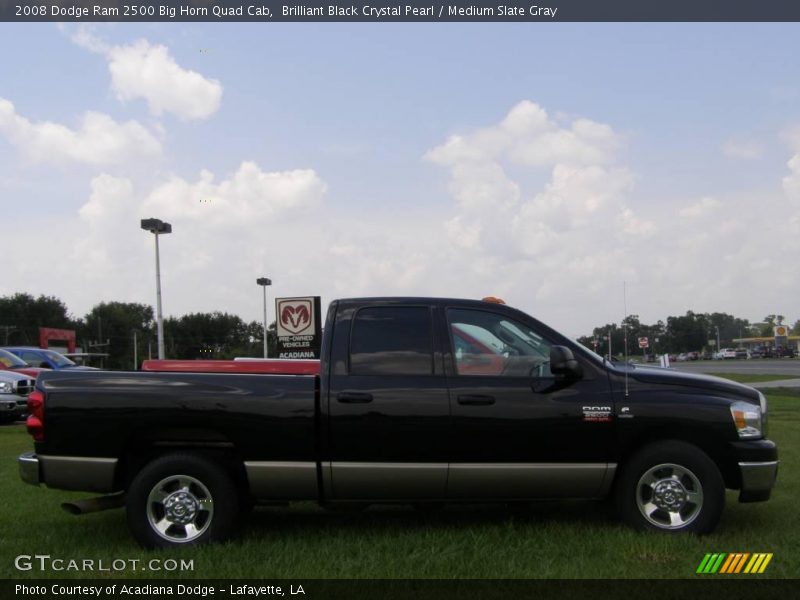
[0,371,35,423]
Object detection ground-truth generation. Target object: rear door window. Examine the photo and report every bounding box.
[349,306,433,375]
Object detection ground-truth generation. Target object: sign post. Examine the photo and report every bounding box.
[638,336,649,360]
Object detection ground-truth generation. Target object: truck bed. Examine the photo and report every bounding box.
[34,370,318,463]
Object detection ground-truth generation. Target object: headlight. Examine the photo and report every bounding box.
[0,381,12,394]
[730,400,762,439]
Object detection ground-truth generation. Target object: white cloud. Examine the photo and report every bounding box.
[679,196,723,218]
[63,27,223,121]
[108,40,223,120]
[425,100,620,168]
[783,154,800,199]
[141,161,326,223]
[0,162,328,319]
[0,98,161,166]
[64,23,111,54]
[721,139,764,160]
[5,99,800,339]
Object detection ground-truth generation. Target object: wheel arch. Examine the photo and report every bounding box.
[115,428,251,499]
[614,426,739,490]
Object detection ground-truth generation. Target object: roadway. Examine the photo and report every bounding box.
[670,359,800,377]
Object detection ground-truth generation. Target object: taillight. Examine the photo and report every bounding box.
[26,390,44,442]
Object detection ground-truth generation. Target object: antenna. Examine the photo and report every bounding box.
[623,281,629,398]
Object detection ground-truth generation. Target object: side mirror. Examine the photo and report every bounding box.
[550,346,583,380]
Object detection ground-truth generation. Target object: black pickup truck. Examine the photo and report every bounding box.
[18,297,778,548]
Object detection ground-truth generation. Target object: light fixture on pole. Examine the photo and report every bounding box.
[256,277,272,358]
[140,218,172,360]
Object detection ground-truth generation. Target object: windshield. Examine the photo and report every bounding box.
[0,349,29,368]
[41,350,76,367]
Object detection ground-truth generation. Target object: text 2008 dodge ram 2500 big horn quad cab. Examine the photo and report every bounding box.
[18,297,778,548]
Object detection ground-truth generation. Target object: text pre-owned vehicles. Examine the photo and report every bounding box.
[18,297,777,548]
[2,347,97,370]
[0,371,35,423]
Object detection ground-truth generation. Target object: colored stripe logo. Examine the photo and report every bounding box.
[697,553,773,574]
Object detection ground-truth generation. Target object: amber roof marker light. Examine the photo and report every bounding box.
[481,296,506,304]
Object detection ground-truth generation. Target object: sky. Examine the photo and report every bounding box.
[1,22,799,337]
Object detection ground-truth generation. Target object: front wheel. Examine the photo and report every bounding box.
[126,453,239,548]
[615,441,724,534]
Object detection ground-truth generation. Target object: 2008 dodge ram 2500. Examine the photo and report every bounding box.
[18,297,778,548]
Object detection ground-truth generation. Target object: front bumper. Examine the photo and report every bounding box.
[738,461,778,502]
[19,452,40,486]
[1,395,26,419]
[730,439,779,503]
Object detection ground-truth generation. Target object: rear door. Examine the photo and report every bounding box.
[326,301,450,500]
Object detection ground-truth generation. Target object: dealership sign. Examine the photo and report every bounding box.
[275,296,322,359]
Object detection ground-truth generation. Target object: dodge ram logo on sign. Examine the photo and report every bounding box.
[279,299,313,335]
[275,296,322,359]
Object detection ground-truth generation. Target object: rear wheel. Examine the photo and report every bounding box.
[126,453,239,548]
[615,441,724,534]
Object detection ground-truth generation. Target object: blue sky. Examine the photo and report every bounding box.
[1,22,799,336]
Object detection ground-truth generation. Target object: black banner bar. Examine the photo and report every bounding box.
[2,579,797,600]
[4,0,800,22]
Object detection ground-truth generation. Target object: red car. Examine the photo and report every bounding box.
[0,348,49,379]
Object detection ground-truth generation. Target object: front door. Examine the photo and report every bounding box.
[445,307,615,499]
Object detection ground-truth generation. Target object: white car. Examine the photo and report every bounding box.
[0,371,34,423]
[717,348,737,360]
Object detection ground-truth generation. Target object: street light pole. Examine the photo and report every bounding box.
[256,277,272,358]
[141,218,172,360]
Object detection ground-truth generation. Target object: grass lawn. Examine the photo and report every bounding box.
[1,389,796,580]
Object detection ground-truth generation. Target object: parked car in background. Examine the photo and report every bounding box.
[750,347,766,359]
[687,351,700,361]
[0,348,50,378]
[2,347,97,370]
[776,346,796,359]
[0,370,35,423]
[735,348,749,360]
[718,348,737,360]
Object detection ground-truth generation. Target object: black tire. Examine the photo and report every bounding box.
[615,440,724,534]
[126,453,239,548]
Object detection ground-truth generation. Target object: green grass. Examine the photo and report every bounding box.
[705,373,799,384]
[1,390,797,580]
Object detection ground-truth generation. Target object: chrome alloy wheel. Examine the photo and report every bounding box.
[635,463,704,530]
[146,475,214,543]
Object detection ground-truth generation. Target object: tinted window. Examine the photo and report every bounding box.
[447,309,552,377]
[350,307,433,375]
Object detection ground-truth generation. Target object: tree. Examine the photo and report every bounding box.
[665,311,708,353]
[0,292,80,345]
[83,302,154,370]
[163,312,275,360]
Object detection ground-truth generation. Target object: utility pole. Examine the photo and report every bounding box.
[0,325,16,344]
